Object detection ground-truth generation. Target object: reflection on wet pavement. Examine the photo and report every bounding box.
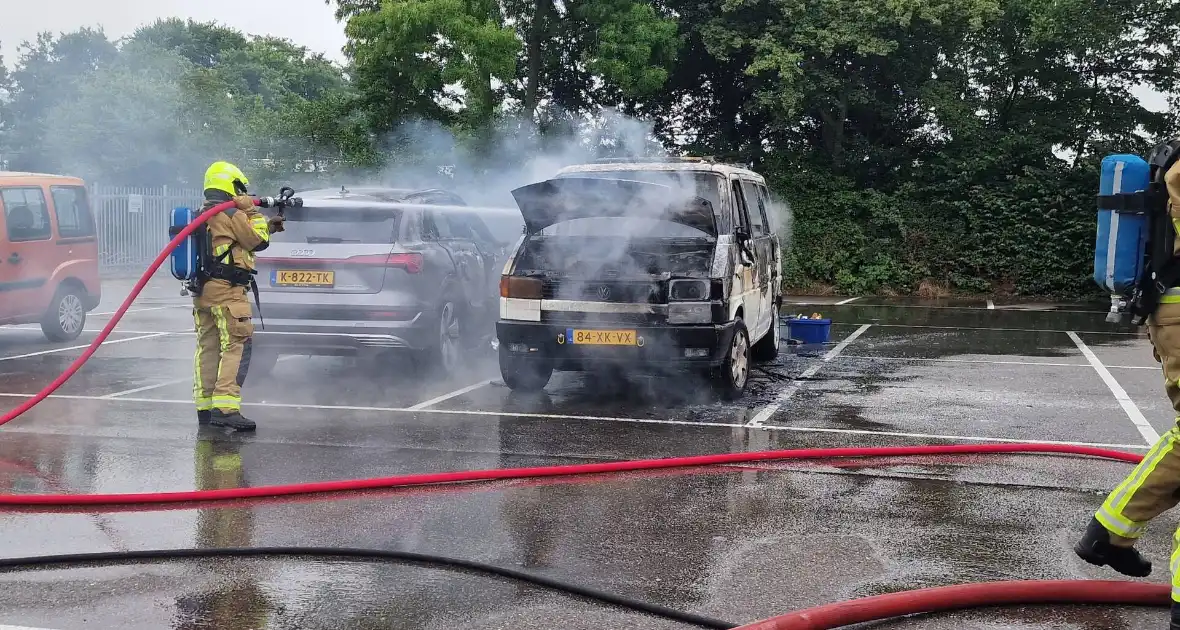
[0,293,1171,628]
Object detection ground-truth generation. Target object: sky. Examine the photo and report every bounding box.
[0,0,1169,112]
[0,0,349,64]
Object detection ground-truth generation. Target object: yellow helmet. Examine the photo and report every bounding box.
[203,161,250,196]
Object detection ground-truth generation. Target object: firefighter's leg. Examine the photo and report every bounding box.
[193,307,221,424]
[1077,323,1180,577]
[208,299,257,432]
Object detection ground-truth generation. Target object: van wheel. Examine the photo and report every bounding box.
[751,311,781,361]
[713,318,750,399]
[498,346,552,392]
[41,285,87,342]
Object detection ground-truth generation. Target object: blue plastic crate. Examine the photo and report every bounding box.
[787,317,831,344]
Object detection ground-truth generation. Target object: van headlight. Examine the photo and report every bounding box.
[668,303,712,324]
[669,279,709,301]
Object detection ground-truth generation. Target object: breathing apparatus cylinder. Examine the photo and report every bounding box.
[168,206,208,296]
[1094,154,1151,323]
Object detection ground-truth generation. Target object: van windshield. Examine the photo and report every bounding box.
[555,169,727,232]
[539,217,710,238]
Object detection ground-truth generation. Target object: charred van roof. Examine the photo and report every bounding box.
[555,157,767,184]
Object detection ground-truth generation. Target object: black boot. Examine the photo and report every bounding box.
[1074,516,1152,577]
[198,410,211,425]
[209,410,256,432]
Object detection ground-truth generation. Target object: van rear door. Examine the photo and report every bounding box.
[0,186,55,323]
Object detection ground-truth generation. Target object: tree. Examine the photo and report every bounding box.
[38,41,219,185]
[0,43,12,167]
[4,28,118,173]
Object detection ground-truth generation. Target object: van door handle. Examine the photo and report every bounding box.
[7,253,19,264]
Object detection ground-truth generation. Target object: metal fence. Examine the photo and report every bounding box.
[90,185,203,276]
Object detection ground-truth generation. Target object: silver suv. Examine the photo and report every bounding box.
[249,186,522,375]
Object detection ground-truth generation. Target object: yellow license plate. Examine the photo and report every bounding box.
[568,329,637,345]
[275,270,335,287]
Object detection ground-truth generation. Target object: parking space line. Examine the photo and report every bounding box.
[838,355,1087,368]
[98,356,299,398]
[406,379,496,410]
[0,333,172,362]
[0,391,1151,449]
[1068,331,1159,445]
[91,305,185,317]
[746,324,873,427]
[98,377,194,399]
[836,323,1141,335]
[835,297,861,305]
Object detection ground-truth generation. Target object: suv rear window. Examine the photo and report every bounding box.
[269,205,402,244]
[1,187,52,242]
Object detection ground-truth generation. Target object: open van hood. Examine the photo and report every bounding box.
[510,177,716,236]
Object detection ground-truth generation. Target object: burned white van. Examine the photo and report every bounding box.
[495,157,786,399]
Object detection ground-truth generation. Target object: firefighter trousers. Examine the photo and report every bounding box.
[192,298,254,413]
[1094,320,1180,601]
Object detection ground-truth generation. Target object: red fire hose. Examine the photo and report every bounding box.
[0,442,1144,506]
[0,197,1168,628]
[732,580,1170,629]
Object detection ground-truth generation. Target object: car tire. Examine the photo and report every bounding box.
[41,284,87,342]
[498,346,552,392]
[417,300,463,376]
[751,308,781,362]
[713,317,751,400]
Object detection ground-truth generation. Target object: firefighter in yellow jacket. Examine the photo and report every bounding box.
[193,161,284,432]
[1076,151,1180,629]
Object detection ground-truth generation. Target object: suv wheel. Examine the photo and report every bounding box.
[416,300,463,375]
[751,308,781,362]
[498,345,553,392]
[713,318,750,399]
[41,285,87,342]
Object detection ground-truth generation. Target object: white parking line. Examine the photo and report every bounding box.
[837,323,1141,335]
[407,379,496,410]
[838,355,1090,368]
[1068,331,1159,445]
[91,305,184,317]
[835,297,861,305]
[0,333,172,362]
[0,391,1150,450]
[0,624,60,629]
[98,356,299,398]
[745,324,873,427]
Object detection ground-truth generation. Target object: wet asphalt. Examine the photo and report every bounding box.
[0,275,1173,629]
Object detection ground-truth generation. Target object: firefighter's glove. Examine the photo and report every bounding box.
[267,216,286,234]
[233,195,256,212]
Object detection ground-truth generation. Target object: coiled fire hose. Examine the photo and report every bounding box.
[0,198,1168,628]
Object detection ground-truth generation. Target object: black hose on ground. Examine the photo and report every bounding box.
[0,546,738,629]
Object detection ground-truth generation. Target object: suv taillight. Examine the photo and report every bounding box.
[347,253,423,273]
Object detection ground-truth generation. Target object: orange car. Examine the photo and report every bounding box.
[0,172,101,341]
